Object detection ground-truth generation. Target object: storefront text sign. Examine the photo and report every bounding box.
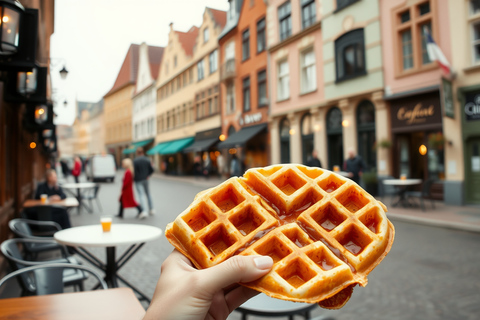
[464,92,480,121]
[397,103,434,124]
[390,92,442,132]
[239,112,262,126]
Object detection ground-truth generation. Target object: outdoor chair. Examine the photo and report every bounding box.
[1,239,87,295]
[377,175,400,205]
[405,178,436,211]
[82,185,102,212]
[9,219,66,259]
[0,263,107,297]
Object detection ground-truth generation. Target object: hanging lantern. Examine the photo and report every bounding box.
[0,0,24,55]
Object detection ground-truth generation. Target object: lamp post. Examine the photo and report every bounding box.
[0,0,24,55]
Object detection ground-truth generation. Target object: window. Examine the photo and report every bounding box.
[229,0,236,20]
[356,100,376,168]
[471,0,480,15]
[401,30,413,70]
[177,77,181,91]
[197,60,204,81]
[209,50,218,74]
[183,73,187,87]
[277,60,290,101]
[335,28,366,82]
[189,68,193,83]
[473,21,480,64]
[300,49,316,94]
[301,0,316,29]
[336,0,360,12]
[257,70,267,106]
[420,22,432,65]
[204,27,209,43]
[174,55,177,68]
[208,99,213,115]
[257,18,266,53]
[278,1,292,41]
[227,83,235,114]
[243,77,251,112]
[279,118,291,163]
[242,28,250,61]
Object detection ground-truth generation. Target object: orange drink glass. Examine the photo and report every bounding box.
[100,216,112,232]
[40,194,48,204]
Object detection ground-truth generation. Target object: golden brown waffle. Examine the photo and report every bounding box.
[166,164,395,309]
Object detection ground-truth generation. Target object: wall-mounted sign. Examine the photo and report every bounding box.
[390,92,442,133]
[239,112,262,126]
[441,77,454,119]
[464,91,480,121]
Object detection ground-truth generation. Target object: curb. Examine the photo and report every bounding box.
[387,212,480,233]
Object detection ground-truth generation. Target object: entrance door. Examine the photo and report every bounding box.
[466,138,480,203]
[328,134,344,170]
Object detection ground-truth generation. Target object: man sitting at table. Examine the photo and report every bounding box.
[30,169,71,229]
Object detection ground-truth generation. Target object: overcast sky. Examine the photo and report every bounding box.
[50,0,229,125]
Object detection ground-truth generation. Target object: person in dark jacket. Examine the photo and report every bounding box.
[133,148,155,216]
[305,150,322,168]
[60,159,70,179]
[343,148,367,184]
[32,169,71,229]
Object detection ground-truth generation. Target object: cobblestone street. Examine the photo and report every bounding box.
[68,172,480,320]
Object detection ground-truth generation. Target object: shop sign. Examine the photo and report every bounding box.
[441,78,454,119]
[390,92,442,131]
[464,91,480,121]
[239,112,262,126]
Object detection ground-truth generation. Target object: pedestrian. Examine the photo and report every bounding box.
[71,156,82,183]
[133,148,155,216]
[32,169,71,229]
[203,153,212,179]
[60,159,70,179]
[343,148,366,184]
[305,150,322,168]
[193,155,202,178]
[230,154,242,177]
[117,158,147,219]
[216,153,225,178]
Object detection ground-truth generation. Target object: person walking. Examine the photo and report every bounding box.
[306,150,322,168]
[230,154,242,177]
[117,158,146,219]
[343,148,366,184]
[216,153,225,179]
[60,159,70,180]
[71,156,82,183]
[133,148,155,216]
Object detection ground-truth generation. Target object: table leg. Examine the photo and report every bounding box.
[105,247,119,287]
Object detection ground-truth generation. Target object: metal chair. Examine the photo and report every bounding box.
[377,175,400,205]
[1,239,88,295]
[21,204,72,229]
[83,185,102,212]
[405,178,436,211]
[0,263,107,297]
[9,219,66,259]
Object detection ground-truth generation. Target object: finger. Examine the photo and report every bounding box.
[161,249,194,273]
[199,255,273,295]
[225,286,261,312]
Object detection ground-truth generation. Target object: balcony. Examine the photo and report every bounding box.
[220,59,236,82]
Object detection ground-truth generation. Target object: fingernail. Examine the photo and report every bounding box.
[254,256,273,269]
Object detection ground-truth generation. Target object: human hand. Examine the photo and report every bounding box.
[144,250,273,320]
[49,195,61,201]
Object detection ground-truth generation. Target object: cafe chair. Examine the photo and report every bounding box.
[1,239,88,295]
[9,219,66,259]
[83,185,102,212]
[405,178,436,211]
[377,175,400,205]
[0,263,107,297]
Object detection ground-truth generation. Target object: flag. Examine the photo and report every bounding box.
[424,27,451,75]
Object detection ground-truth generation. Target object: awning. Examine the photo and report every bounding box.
[158,137,194,155]
[122,148,136,155]
[183,138,219,153]
[217,123,267,149]
[146,141,171,155]
[132,138,154,148]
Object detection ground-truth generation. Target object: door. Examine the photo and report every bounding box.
[466,138,480,203]
[328,134,343,170]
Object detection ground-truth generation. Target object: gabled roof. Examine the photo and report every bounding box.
[176,26,199,57]
[148,46,165,80]
[104,44,140,97]
[208,8,227,29]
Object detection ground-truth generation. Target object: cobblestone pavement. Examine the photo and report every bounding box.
[67,172,480,320]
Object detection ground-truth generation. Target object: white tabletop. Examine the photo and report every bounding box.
[334,170,350,177]
[239,293,314,313]
[54,224,162,247]
[383,179,422,186]
[61,182,97,189]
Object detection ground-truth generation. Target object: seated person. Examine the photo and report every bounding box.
[30,169,71,229]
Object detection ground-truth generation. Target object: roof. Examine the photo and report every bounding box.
[104,44,140,97]
[147,45,165,80]
[208,7,227,29]
[176,26,199,57]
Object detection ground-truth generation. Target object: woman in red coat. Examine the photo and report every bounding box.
[117,158,147,219]
[71,156,82,183]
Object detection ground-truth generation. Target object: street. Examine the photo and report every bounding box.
[69,171,480,320]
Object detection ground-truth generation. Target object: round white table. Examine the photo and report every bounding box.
[60,183,97,213]
[383,179,422,207]
[236,294,318,320]
[55,224,162,302]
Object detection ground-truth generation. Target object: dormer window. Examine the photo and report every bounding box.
[204,28,209,43]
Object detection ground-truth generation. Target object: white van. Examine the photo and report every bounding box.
[86,154,116,182]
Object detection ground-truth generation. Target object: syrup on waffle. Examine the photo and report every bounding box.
[166,164,395,309]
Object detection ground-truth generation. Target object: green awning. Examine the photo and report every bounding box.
[122,148,136,155]
[159,137,194,155]
[132,138,154,148]
[146,141,171,155]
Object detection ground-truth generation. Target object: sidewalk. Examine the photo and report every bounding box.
[153,173,480,233]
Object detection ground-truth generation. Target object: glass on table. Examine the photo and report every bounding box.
[40,194,48,204]
[100,216,113,232]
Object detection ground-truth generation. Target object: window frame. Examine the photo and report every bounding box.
[334,28,366,83]
[278,1,292,42]
[242,76,251,112]
[242,28,250,61]
[257,17,266,53]
[277,59,290,101]
[300,48,317,94]
[335,0,361,13]
[204,27,209,43]
[257,69,268,107]
[209,49,218,74]
[301,0,316,30]
[197,59,205,81]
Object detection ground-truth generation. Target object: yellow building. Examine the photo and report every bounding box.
[152,8,226,174]
[104,44,140,166]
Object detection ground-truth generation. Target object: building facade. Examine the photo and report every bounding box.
[71,100,105,156]
[104,44,140,166]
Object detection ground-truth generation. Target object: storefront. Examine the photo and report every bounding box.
[183,128,222,176]
[389,91,444,199]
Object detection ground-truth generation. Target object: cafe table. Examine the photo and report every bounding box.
[60,182,97,213]
[23,197,79,209]
[0,288,145,320]
[382,178,422,207]
[54,224,162,303]
[236,293,318,320]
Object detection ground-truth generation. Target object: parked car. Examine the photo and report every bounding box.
[85,154,116,182]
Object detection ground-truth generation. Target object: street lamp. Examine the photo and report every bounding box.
[0,0,24,55]
[59,65,68,79]
[17,67,36,94]
[34,104,48,124]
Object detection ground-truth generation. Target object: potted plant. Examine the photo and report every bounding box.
[362,169,378,196]
[428,132,446,150]
[372,138,392,151]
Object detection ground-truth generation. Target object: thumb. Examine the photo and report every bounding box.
[199,255,273,295]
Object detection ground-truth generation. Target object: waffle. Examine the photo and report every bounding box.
[165,164,395,309]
